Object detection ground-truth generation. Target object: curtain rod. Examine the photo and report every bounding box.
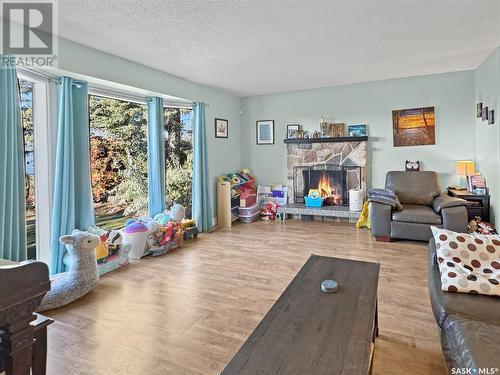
[17,67,201,108]
[89,86,195,108]
[17,66,57,83]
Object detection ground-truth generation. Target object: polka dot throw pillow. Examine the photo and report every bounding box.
[431,226,500,297]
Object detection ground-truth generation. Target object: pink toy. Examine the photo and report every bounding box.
[159,224,174,246]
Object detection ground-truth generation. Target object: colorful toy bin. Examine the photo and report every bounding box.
[121,222,152,259]
[304,195,324,207]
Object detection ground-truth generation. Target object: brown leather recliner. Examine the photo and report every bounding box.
[370,171,468,241]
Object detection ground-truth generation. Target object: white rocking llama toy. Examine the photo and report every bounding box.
[38,230,101,312]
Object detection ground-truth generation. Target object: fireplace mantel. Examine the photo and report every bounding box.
[283,136,368,144]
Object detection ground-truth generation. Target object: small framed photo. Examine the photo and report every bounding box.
[347,124,367,137]
[488,109,495,125]
[215,118,228,138]
[477,102,483,118]
[482,107,489,121]
[256,120,274,145]
[287,124,302,139]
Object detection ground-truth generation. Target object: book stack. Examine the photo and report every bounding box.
[470,176,487,195]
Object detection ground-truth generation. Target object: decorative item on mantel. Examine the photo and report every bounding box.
[287,124,302,139]
[320,120,345,138]
[347,124,367,137]
[320,116,329,136]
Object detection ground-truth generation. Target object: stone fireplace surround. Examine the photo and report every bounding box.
[285,137,368,204]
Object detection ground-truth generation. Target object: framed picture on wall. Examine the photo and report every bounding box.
[256,120,275,145]
[215,118,228,138]
[482,107,489,121]
[477,102,483,118]
[392,106,435,147]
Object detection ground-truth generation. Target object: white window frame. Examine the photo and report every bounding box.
[17,69,57,265]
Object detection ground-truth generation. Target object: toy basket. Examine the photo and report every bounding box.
[304,195,324,207]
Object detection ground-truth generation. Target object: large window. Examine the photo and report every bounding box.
[89,95,148,229]
[164,107,193,218]
[19,79,36,259]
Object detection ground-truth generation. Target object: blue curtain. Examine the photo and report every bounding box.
[50,77,95,274]
[0,56,27,261]
[192,102,213,232]
[147,97,166,217]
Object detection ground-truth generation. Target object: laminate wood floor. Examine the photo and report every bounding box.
[44,220,446,375]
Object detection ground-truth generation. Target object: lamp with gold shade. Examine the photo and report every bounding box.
[455,160,475,191]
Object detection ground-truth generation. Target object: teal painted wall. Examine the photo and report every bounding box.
[240,71,476,192]
[55,37,499,226]
[475,48,500,222]
[56,38,242,223]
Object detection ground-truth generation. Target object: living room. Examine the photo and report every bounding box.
[1,1,499,374]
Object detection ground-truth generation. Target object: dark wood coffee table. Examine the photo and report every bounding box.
[222,255,380,375]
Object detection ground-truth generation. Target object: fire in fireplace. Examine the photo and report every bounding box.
[293,164,361,206]
[304,168,345,206]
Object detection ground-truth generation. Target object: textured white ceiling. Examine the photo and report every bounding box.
[58,0,500,96]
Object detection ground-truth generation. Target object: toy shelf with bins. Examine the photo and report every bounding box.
[217,177,256,228]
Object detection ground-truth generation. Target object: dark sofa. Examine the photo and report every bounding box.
[428,238,500,371]
[370,171,468,242]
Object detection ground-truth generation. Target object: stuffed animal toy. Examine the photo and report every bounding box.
[37,230,100,312]
[154,210,171,225]
[405,160,421,171]
[170,204,186,223]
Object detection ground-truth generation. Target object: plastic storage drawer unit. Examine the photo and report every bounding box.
[239,212,260,223]
[238,203,260,216]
